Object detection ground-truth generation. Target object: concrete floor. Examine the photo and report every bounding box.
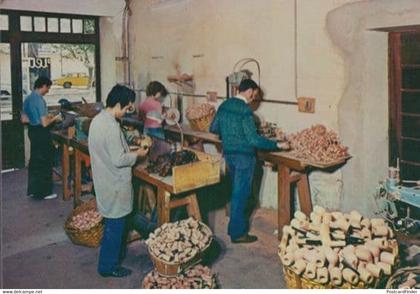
[1,169,286,289]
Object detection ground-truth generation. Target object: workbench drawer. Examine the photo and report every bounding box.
[172,150,221,194]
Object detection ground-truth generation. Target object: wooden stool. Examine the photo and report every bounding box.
[157,189,201,225]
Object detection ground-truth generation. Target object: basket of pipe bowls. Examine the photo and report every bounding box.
[145,217,213,277]
[278,206,399,289]
[142,264,217,289]
[186,103,216,132]
[64,198,104,248]
[386,266,420,289]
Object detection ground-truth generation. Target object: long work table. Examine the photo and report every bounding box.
[164,125,350,239]
[52,128,216,225]
[51,130,91,207]
[52,124,349,237]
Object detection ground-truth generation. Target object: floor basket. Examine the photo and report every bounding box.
[64,199,104,248]
[148,222,212,277]
[385,266,420,289]
[282,241,399,289]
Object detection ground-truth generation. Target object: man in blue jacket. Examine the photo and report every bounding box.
[210,79,289,243]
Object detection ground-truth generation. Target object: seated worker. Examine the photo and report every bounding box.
[210,79,289,244]
[88,84,148,278]
[139,81,169,140]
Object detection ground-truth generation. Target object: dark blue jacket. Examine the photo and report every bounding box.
[210,97,277,155]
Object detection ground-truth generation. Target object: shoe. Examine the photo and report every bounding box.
[99,267,132,278]
[43,193,58,200]
[231,234,258,244]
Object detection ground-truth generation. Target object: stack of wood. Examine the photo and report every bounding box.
[142,265,217,289]
[287,124,349,163]
[278,206,399,287]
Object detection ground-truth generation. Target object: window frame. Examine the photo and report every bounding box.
[0,9,101,168]
[389,30,420,180]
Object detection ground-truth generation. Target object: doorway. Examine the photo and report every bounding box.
[0,10,100,170]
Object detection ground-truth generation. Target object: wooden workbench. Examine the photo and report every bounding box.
[51,129,74,201]
[164,125,350,239]
[69,138,90,207]
[67,136,214,225]
[132,163,206,226]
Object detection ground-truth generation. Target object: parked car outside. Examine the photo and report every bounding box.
[53,73,93,88]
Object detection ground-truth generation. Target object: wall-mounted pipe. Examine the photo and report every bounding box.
[135,89,298,105]
[121,0,132,85]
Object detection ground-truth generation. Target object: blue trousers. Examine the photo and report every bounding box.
[98,216,127,274]
[27,125,53,198]
[225,154,256,240]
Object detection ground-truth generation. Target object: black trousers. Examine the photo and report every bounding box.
[27,125,53,198]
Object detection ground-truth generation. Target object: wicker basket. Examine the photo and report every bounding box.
[64,199,104,248]
[386,266,420,289]
[187,109,215,132]
[142,265,217,289]
[148,222,213,277]
[281,241,399,289]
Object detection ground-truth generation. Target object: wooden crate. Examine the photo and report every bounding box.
[171,149,221,194]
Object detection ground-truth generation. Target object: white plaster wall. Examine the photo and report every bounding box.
[0,0,124,16]
[129,0,359,210]
[100,17,119,100]
[326,0,420,216]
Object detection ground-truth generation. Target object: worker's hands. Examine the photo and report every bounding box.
[20,113,29,124]
[277,141,290,151]
[47,113,62,122]
[136,146,149,157]
[54,113,63,122]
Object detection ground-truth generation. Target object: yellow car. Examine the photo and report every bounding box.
[53,73,93,88]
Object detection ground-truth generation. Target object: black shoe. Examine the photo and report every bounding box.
[99,267,132,278]
[231,234,258,244]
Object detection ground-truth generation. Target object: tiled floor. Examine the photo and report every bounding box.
[1,169,286,289]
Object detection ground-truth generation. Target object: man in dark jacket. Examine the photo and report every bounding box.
[210,79,289,243]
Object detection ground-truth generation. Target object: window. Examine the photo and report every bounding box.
[0,43,12,121]
[20,16,32,31]
[0,14,8,31]
[389,31,420,181]
[21,43,97,105]
[72,19,83,33]
[34,17,46,32]
[47,18,59,32]
[84,19,95,34]
[60,18,71,33]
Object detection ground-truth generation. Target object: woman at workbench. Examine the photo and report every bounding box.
[138,81,169,140]
[88,84,148,278]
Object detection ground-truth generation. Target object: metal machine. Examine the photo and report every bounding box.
[164,107,183,150]
[374,165,420,236]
